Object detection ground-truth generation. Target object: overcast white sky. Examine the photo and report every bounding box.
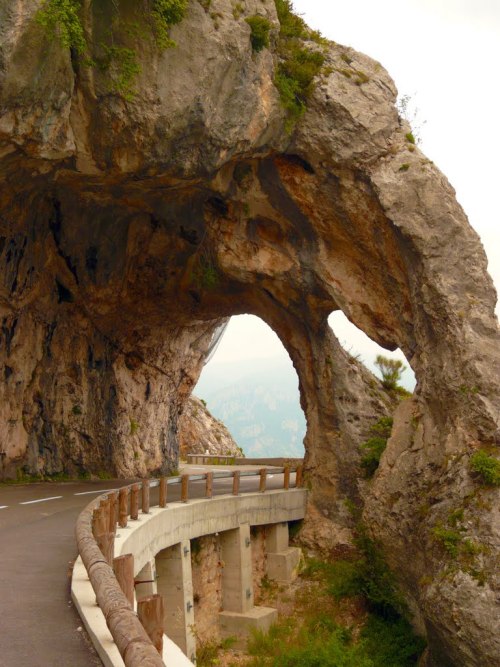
[205,0,500,380]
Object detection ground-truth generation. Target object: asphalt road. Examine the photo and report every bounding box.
[0,467,286,667]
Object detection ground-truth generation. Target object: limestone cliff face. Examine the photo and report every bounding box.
[178,396,242,460]
[1,1,499,664]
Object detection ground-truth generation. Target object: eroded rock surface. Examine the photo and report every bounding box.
[1,1,499,663]
[178,395,242,460]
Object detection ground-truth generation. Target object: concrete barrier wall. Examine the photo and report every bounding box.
[72,487,307,667]
[117,490,307,576]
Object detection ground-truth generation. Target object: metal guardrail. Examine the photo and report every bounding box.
[75,465,304,666]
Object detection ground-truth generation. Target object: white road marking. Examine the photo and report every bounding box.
[20,496,63,505]
[0,505,8,510]
[74,489,115,496]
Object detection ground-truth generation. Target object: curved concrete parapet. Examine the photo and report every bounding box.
[72,482,307,667]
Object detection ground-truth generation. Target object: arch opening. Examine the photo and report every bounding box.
[328,311,416,393]
[191,315,306,460]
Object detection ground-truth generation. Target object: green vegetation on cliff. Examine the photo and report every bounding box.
[36,0,86,53]
[36,0,188,97]
[243,530,425,666]
[273,0,326,130]
[246,15,272,52]
[360,416,393,478]
[470,449,500,486]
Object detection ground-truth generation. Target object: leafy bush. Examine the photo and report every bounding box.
[151,0,189,49]
[470,450,500,486]
[245,15,272,52]
[353,529,405,620]
[361,437,389,477]
[36,0,86,53]
[361,616,427,667]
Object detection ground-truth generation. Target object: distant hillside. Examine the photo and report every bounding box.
[194,357,306,458]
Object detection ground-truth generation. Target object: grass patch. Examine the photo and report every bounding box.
[470,450,500,486]
[432,524,462,558]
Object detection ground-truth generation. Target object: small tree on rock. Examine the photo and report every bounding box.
[375,355,406,391]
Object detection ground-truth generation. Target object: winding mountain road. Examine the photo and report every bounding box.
[0,467,285,666]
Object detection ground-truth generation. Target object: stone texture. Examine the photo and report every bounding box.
[0,1,499,664]
[178,396,242,460]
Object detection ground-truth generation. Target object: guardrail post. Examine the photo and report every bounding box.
[142,479,150,514]
[130,484,140,520]
[94,502,114,564]
[232,470,240,496]
[118,487,129,528]
[113,553,135,608]
[159,477,167,508]
[259,468,267,493]
[181,474,189,502]
[283,466,290,490]
[108,491,118,533]
[137,594,164,655]
[296,465,304,488]
[205,472,213,498]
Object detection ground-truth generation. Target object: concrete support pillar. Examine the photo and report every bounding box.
[156,540,196,662]
[266,522,301,584]
[135,558,157,603]
[266,522,289,553]
[220,524,254,613]
[219,524,277,643]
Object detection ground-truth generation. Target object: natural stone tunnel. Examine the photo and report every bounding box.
[1,1,499,665]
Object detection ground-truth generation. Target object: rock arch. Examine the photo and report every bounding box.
[1,1,499,664]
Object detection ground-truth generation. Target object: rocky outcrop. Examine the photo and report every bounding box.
[178,396,243,460]
[0,1,499,664]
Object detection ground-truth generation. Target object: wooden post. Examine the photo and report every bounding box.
[142,479,150,514]
[259,468,267,493]
[118,487,129,528]
[296,465,304,488]
[108,491,118,533]
[100,497,110,529]
[95,499,113,563]
[130,484,140,520]
[113,554,135,608]
[92,505,107,537]
[181,474,189,502]
[283,466,290,490]
[205,472,213,498]
[159,477,167,508]
[232,470,240,496]
[137,594,164,655]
